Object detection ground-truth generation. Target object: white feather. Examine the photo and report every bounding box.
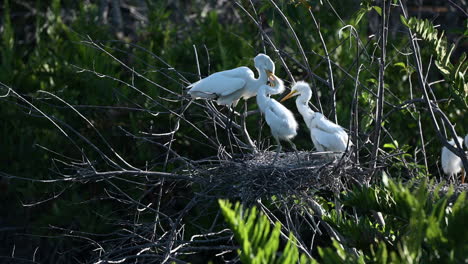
[257,79,297,142]
[441,136,463,177]
[187,54,275,106]
[286,81,351,152]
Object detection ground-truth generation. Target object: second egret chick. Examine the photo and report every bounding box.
[441,136,464,184]
[257,77,298,164]
[281,81,351,154]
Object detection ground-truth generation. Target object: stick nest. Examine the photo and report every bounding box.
[191,151,366,204]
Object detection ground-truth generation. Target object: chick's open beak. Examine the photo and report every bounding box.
[280,90,298,102]
[265,70,276,82]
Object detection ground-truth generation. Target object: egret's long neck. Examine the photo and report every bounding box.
[296,94,315,125]
[256,87,269,113]
[255,67,268,84]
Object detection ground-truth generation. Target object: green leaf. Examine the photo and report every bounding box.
[383,143,396,150]
[372,6,382,16]
[353,8,368,26]
[400,15,409,27]
[394,62,406,69]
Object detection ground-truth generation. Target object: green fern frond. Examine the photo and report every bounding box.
[405,17,467,105]
[218,200,312,264]
[322,175,468,263]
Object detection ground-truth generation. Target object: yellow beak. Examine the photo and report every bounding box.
[280,90,298,102]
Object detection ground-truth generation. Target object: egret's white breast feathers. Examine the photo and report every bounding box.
[264,100,298,140]
[441,137,463,176]
[257,83,298,141]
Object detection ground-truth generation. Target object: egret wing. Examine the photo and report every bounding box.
[310,128,348,152]
[188,67,252,98]
[313,113,346,135]
[441,146,462,175]
[441,137,464,175]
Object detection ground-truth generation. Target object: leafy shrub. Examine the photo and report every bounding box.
[219,176,468,263]
[219,199,310,264]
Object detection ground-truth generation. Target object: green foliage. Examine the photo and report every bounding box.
[350,0,382,27]
[1,0,14,81]
[383,141,428,178]
[218,200,311,264]
[317,239,366,264]
[405,17,467,105]
[219,177,468,263]
[321,176,468,263]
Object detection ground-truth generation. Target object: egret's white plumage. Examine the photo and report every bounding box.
[441,136,463,182]
[257,77,298,163]
[465,134,468,149]
[281,81,351,153]
[187,54,275,106]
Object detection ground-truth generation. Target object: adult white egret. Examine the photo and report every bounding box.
[257,76,298,164]
[441,136,464,183]
[187,53,276,106]
[280,81,351,153]
[465,134,468,149]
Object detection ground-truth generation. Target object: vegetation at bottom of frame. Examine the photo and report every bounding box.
[219,176,468,263]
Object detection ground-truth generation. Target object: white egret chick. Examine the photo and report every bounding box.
[187,53,276,106]
[281,81,351,153]
[441,137,464,183]
[257,76,298,164]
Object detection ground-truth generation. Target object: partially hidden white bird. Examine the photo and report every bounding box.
[187,53,276,106]
[465,134,468,149]
[281,81,351,154]
[257,76,298,164]
[441,136,464,184]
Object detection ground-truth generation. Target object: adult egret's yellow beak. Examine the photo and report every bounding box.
[280,89,298,102]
